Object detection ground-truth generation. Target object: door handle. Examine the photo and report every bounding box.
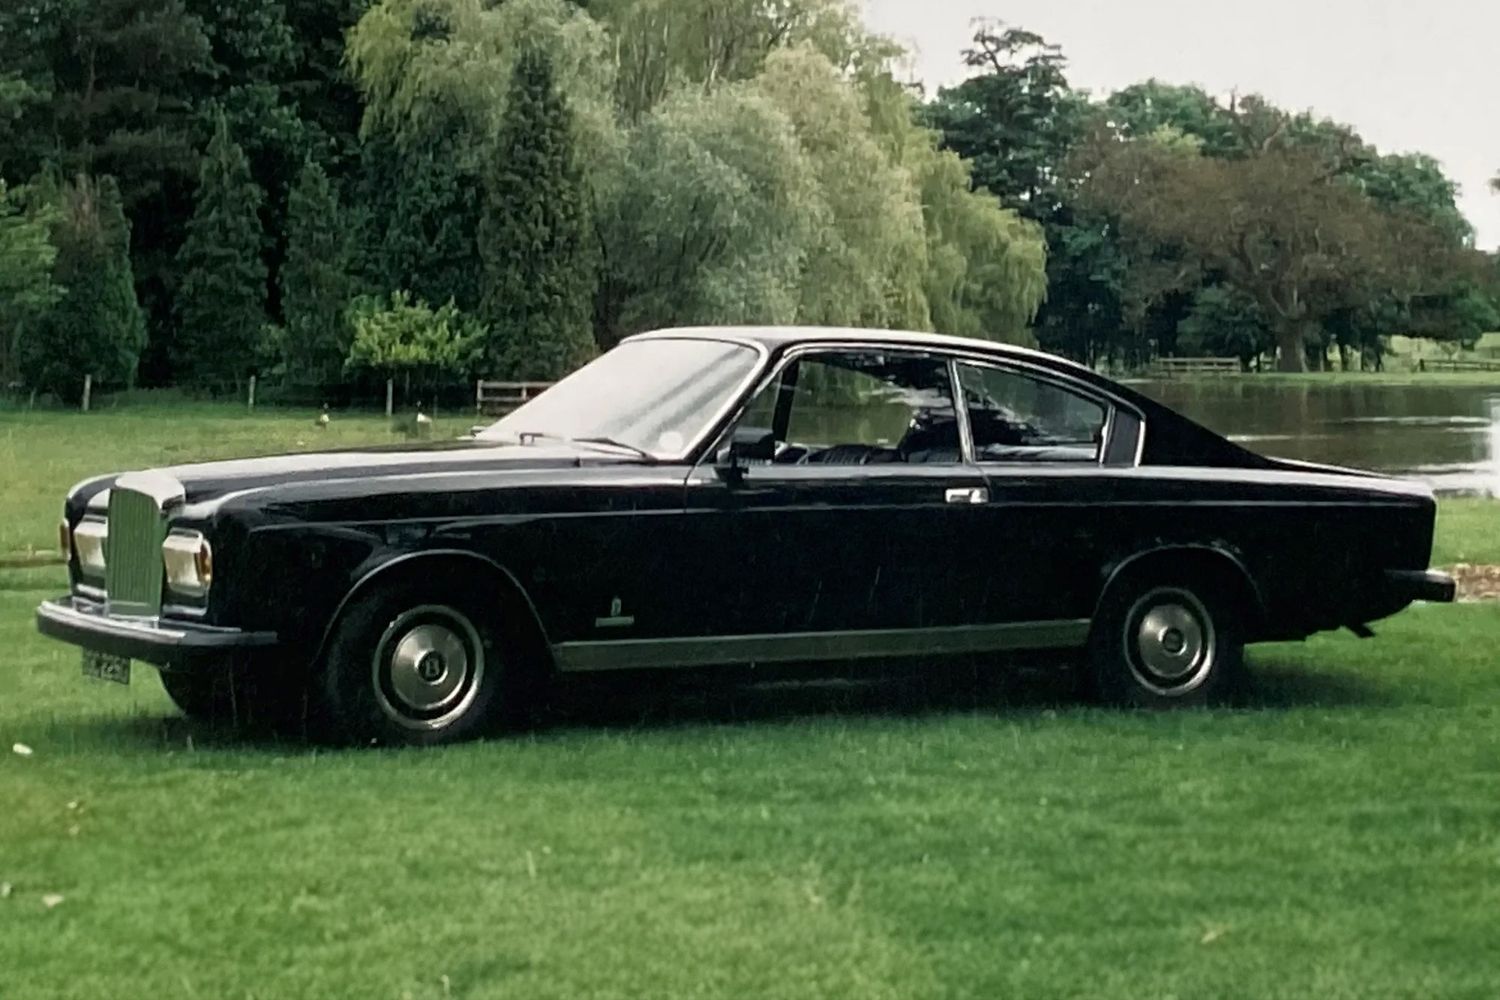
[945,487,989,505]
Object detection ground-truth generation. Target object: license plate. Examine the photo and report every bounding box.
[82,650,131,685]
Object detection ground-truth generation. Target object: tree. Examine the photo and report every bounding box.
[355,125,483,315]
[753,46,930,329]
[597,83,817,343]
[1079,138,1461,371]
[0,180,62,380]
[479,44,596,380]
[587,0,893,120]
[922,22,1086,222]
[19,175,146,401]
[174,113,269,386]
[279,159,358,387]
[1177,286,1272,367]
[344,290,483,392]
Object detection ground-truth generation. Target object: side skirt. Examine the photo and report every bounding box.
[551,620,1091,674]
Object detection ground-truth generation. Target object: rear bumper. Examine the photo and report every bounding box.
[1384,569,1457,605]
[36,596,277,669]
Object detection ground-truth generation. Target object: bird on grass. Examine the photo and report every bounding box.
[316,404,330,429]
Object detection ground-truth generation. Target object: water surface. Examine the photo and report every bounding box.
[1134,381,1500,497]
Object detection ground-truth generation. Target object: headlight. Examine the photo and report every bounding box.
[73,518,108,576]
[162,531,213,597]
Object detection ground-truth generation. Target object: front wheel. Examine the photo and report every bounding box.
[313,580,516,746]
[158,663,297,729]
[1088,577,1244,708]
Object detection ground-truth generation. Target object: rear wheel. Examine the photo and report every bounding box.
[1088,575,1244,707]
[313,578,522,746]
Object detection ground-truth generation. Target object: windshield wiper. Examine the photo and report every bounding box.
[507,431,657,463]
[570,436,658,463]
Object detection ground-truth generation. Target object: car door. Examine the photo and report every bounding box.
[955,359,1135,625]
[678,347,994,647]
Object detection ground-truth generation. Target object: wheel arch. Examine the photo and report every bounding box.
[1096,543,1266,638]
[313,549,555,672]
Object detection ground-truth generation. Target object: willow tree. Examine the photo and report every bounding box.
[347,0,618,154]
[863,71,1047,342]
[750,46,930,330]
[597,84,818,343]
[588,0,893,120]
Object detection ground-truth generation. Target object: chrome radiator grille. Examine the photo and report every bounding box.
[103,473,183,617]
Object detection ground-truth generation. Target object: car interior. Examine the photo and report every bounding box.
[744,351,1106,467]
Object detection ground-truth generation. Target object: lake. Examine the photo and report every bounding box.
[1134,380,1500,497]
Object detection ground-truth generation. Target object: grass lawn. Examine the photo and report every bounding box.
[1,402,1498,998]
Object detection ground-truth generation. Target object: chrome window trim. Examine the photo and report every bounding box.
[948,357,977,464]
[553,619,1091,673]
[702,341,973,467]
[952,356,1145,469]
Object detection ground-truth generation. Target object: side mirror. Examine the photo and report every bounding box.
[715,427,776,481]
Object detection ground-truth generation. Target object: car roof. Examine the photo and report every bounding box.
[625,325,1097,379]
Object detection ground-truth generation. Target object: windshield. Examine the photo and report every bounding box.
[479,337,763,458]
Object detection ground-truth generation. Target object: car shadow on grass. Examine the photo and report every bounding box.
[32,655,1397,754]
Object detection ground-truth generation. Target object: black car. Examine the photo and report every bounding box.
[38,327,1456,744]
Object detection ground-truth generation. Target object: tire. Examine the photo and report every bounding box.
[313,577,524,746]
[158,663,298,729]
[1087,573,1245,708]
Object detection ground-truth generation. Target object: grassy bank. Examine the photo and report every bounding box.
[2,404,1499,997]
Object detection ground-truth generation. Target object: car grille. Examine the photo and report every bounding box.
[103,474,182,617]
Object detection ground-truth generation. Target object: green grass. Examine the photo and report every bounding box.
[0,402,465,557]
[2,402,1499,996]
[3,571,1499,998]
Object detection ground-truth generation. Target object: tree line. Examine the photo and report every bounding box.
[1,1,1494,401]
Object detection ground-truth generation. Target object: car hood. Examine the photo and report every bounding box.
[81,438,628,511]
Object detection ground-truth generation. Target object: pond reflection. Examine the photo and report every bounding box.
[1133,381,1500,497]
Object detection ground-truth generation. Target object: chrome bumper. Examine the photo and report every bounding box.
[36,597,277,668]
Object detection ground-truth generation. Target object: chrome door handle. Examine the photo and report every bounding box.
[945,487,989,505]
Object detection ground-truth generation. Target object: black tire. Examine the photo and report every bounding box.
[312,576,525,746]
[158,663,299,729]
[1087,573,1245,708]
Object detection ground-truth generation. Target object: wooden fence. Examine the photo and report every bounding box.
[1417,358,1500,373]
[1149,357,1243,377]
[475,380,555,415]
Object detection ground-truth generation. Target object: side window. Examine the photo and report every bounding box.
[958,364,1108,464]
[740,351,961,465]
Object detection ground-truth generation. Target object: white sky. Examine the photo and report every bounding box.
[864,0,1500,250]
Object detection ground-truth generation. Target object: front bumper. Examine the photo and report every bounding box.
[36,596,277,669]
[1384,569,1457,605]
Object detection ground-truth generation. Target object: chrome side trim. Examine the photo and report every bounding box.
[551,619,1091,673]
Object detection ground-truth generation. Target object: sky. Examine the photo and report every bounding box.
[863,0,1500,250]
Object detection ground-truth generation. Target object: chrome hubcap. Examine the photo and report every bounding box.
[373,607,485,731]
[1125,588,1216,696]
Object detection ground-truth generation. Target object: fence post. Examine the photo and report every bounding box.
[247,375,256,410]
[81,374,92,413]
[385,377,394,418]
[475,379,482,417]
